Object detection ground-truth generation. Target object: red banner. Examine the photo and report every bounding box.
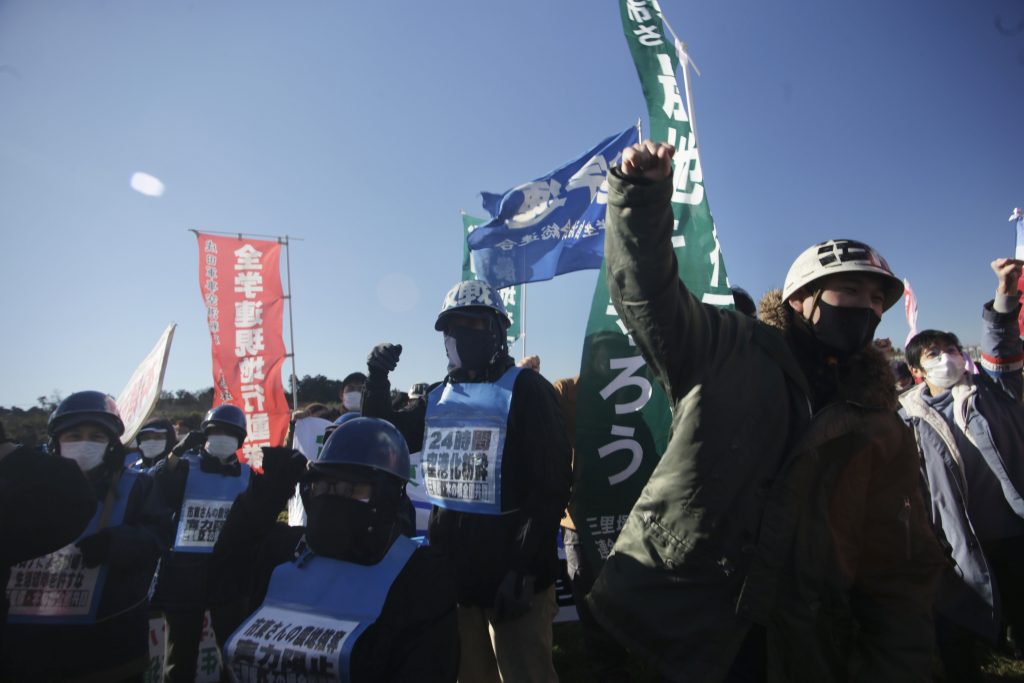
[197,233,290,467]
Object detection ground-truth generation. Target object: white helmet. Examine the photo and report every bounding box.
[434,280,511,331]
[782,239,903,310]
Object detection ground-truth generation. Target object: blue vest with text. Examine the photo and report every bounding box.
[422,366,521,515]
[5,468,139,624]
[173,454,251,553]
[223,535,418,683]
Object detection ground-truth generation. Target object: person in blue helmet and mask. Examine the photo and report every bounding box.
[2,391,169,681]
[362,280,572,683]
[149,403,256,683]
[130,418,177,472]
[213,417,459,682]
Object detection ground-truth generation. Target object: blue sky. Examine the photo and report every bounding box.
[1,1,1022,408]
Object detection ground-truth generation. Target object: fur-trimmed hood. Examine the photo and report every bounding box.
[758,288,898,414]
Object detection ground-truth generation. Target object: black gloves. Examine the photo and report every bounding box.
[261,446,308,488]
[172,430,205,457]
[367,343,402,375]
[76,530,111,568]
[493,571,535,623]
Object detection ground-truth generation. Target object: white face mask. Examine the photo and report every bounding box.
[139,440,166,459]
[922,352,967,389]
[62,441,107,472]
[205,434,239,461]
[342,391,362,412]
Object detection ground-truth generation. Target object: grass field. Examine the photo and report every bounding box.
[551,622,1024,682]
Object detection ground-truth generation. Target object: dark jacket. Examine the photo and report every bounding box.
[149,451,251,610]
[362,360,573,607]
[587,170,944,682]
[2,463,168,681]
[211,472,459,683]
[0,446,96,631]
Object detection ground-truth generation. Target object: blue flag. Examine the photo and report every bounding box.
[467,126,639,287]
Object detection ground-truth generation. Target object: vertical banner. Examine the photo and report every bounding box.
[572,0,734,570]
[462,213,523,345]
[1011,207,1024,337]
[116,323,176,445]
[196,233,290,467]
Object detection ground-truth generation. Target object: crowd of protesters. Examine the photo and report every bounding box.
[2,141,1023,682]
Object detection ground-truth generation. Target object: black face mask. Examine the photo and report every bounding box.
[444,326,495,374]
[304,496,393,564]
[810,299,881,357]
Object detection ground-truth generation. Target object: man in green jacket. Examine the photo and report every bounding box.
[587,141,944,682]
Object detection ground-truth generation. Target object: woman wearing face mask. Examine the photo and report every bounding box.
[1,391,169,681]
[213,417,459,682]
[148,403,255,683]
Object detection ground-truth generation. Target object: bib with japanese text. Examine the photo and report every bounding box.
[173,456,251,553]
[6,468,138,624]
[223,535,418,683]
[422,366,521,515]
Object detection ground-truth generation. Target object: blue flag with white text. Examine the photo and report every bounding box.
[467,126,638,287]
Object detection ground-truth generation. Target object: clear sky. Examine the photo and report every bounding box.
[1,1,1022,408]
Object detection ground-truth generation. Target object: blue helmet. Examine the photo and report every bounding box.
[201,404,247,441]
[48,391,124,438]
[333,411,361,426]
[311,417,410,483]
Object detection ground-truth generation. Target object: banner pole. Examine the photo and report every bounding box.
[636,117,644,144]
[282,235,299,411]
[678,41,699,148]
[521,283,528,360]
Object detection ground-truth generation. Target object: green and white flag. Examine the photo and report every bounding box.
[462,213,523,345]
[572,1,733,570]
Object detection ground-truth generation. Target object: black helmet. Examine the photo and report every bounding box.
[201,404,247,441]
[310,417,410,483]
[48,391,125,438]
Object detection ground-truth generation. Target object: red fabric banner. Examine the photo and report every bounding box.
[196,233,290,467]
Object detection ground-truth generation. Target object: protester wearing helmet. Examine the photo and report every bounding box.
[1,391,170,680]
[149,403,255,683]
[213,417,458,682]
[585,142,944,682]
[362,280,572,682]
[0,419,96,660]
[130,417,176,471]
[898,258,1024,678]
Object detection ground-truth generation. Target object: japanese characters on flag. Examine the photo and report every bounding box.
[116,323,176,445]
[196,234,290,468]
[903,278,919,349]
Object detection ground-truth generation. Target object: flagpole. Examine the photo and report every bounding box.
[636,117,644,144]
[281,235,299,411]
[521,283,527,360]
[677,41,699,148]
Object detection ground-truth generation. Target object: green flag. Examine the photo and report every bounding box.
[572,1,733,570]
[462,213,523,345]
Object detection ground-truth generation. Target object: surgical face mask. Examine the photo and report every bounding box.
[921,352,967,389]
[62,441,107,472]
[205,434,239,461]
[810,299,881,357]
[139,439,166,460]
[342,391,362,412]
[444,326,494,374]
